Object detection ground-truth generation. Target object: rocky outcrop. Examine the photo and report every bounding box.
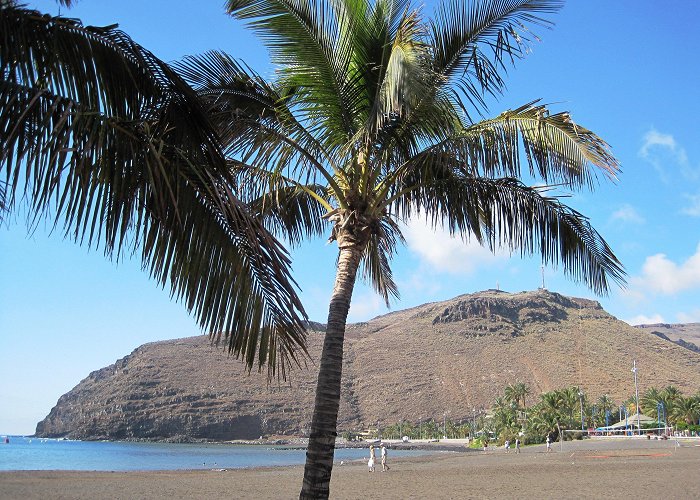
[647,330,700,354]
[636,323,700,351]
[36,289,700,441]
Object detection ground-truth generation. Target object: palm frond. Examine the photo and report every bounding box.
[0,4,308,377]
[175,51,345,198]
[230,161,330,246]
[400,174,625,295]
[373,9,430,128]
[429,0,563,112]
[359,217,403,305]
[397,101,619,193]
[462,101,619,184]
[226,0,357,142]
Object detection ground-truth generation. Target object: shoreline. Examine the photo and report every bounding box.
[10,434,477,452]
[2,439,699,499]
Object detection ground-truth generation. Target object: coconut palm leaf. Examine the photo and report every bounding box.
[175,51,344,196]
[399,173,623,294]
[430,0,562,111]
[359,217,403,304]
[0,3,308,377]
[226,0,358,142]
[229,162,330,246]
[457,101,619,185]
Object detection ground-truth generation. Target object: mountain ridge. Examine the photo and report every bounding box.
[35,289,700,441]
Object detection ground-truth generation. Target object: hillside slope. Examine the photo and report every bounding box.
[36,289,700,440]
[635,323,700,351]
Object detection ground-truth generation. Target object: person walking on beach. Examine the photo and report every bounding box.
[380,445,389,471]
[504,439,510,452]
[483,437,489,452]
[368,445,376,472]
[546,435,551,452]
[515,438,521,453]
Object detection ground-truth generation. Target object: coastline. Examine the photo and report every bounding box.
[2,439,699,499]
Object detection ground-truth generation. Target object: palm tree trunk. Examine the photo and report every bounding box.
[300,240,364,499]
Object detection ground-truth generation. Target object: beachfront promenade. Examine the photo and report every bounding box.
[1,438,698,499]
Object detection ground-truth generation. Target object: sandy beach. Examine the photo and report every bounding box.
[1,438,699,499]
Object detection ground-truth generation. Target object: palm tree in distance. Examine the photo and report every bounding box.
[505,382,531,420]
[179,0,626,496]
[534,390,564,443]
[640,387,663,416]
[596,394,616,426]
[1,2,308,376]
[672,395,700,426]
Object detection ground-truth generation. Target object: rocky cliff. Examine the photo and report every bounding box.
[635,323,700,352]
[36,289,700,440]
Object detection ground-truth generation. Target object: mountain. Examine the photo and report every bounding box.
[35,289,700,441]
[634,323,700,352]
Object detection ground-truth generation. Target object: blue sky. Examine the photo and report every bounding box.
[2,1,700,435]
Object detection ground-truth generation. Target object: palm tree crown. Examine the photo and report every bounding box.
[183,0,624,299]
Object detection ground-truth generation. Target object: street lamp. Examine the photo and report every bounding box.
[657,401,666,435]
[632,360,641,435]
[578,390,585,432]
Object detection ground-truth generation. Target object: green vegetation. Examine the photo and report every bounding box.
[347,384,700,446]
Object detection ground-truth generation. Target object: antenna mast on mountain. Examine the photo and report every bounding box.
[540,265,545,290]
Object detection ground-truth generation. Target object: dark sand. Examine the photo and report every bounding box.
[1,438,698,499]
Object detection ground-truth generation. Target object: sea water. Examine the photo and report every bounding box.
[0,436,428,471]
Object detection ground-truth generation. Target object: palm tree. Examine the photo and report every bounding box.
[661,385,682,404]
[1,2,308,375]
[596,394,616,426]
[532,390,564,442]
[180,0,625,496]
[492,396,518,434]
[671,396,700,426]
[656,385,681,421]
[505,382,531,420]
[640,387,663,416]
[556,386,580,428]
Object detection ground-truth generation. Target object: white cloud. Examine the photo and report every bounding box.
[347,292,385,322]
[625,313,665,326]
[610,204,645,224]
[638,128,699,183]
[681,193,700,217]
[399,272,442,296]
[631,243,700,295]
[639,129,677,159]
[403,215,506,275]
[677,310,700,323]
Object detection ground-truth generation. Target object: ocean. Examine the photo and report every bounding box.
[0,436,429,471]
